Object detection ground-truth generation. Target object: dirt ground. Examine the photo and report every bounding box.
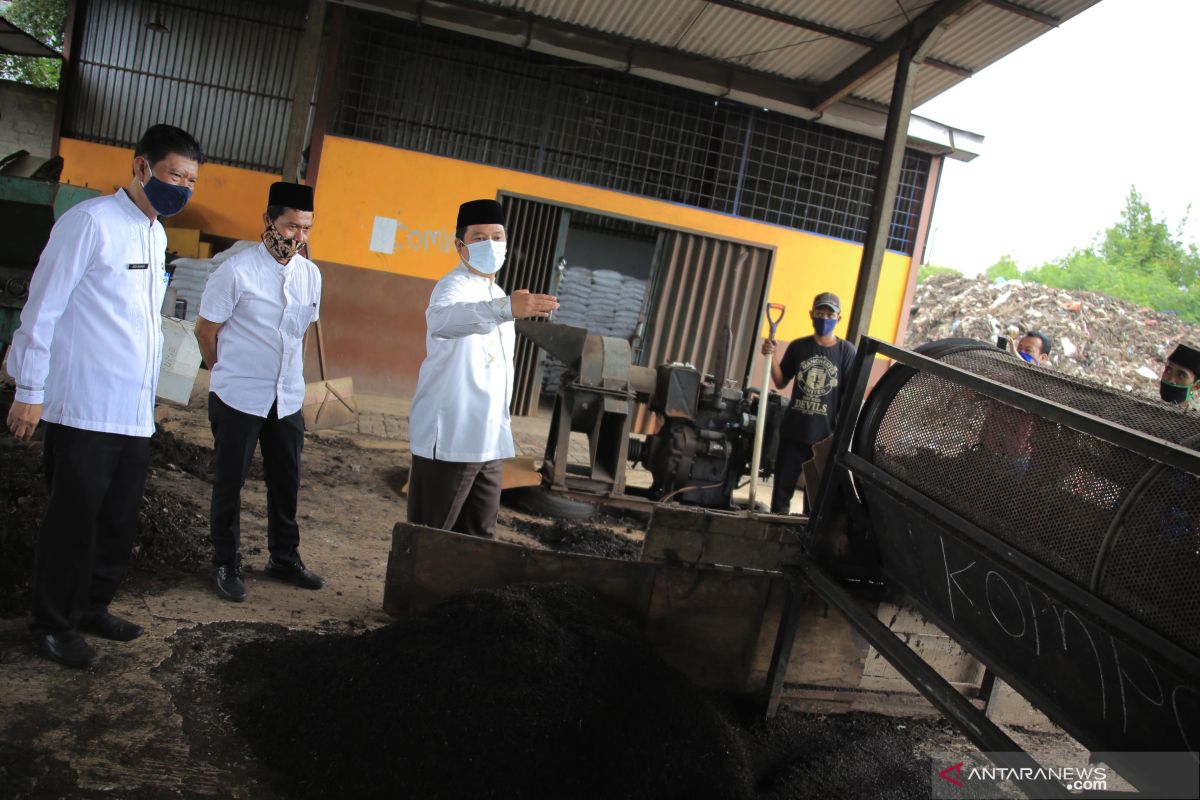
[0,380,1087,799]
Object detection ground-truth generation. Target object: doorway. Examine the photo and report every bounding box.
[498,195,774,417]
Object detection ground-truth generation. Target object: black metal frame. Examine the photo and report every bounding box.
[768,336,1200,796]
[797,558,1072,800]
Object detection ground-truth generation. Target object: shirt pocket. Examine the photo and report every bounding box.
[104,251,153,319]
[280,302,317,339]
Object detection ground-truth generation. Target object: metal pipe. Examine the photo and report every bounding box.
[748,304,784,510]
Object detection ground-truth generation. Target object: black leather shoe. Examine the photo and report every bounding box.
[32,630,98,669]
[80,612,144,642]
[264,556,325,590]
[214,561,247,602]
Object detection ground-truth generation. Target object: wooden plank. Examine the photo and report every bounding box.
[641,505,806,571]
[801,460,822,514]
[383,523,784,692]
[384,523,658,622]
[810,434,834,482]
[782,594,873,689]
[642,565,785,692]
[876,601,953,637]
[861,627,983,682]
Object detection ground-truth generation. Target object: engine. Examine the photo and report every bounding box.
[632,362,785,508]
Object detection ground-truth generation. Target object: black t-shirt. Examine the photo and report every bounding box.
[778,336,857,444]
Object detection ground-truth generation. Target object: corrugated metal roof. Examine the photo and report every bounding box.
[349,0,1101,154]
[457,0,1099,107]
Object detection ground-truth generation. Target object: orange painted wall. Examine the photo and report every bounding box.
[56,135,914,344]
[58,138,278,241]
[313,136,913,344]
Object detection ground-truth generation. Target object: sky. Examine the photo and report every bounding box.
[913,0,1200,276]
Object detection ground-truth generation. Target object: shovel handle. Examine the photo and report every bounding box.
[766,303,786,340]
[749,303,787,512]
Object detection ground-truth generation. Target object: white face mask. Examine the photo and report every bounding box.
[463,239,506,275]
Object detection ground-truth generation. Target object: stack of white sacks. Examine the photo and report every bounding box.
[541,265,648,394]
[167,239,259,321]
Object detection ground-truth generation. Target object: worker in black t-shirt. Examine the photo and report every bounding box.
[760,292,857,514]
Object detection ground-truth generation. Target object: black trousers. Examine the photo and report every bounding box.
[208,393,304,567]
[771,441,814,515]
[407,454,502,537]
[31,423,151,634]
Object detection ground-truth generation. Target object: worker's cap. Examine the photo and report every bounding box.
[1167,342,1200,376]
[812,292,841,314]
[457,199,505,231]
[268,181,314,212]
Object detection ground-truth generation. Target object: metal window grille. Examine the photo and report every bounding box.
[334,11,931,255]
[63,0,314,172]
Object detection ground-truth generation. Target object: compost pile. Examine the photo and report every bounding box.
[0,430,210,615]
[221,582,752,800]
[908,274,1200,397]
[0,436,47,615]
[502,514,642,559]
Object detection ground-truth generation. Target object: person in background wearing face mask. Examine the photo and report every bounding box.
[194,182,323,602]
[1017,331,1052,366]
[760,292,857,514]
[1159,343,1200,412]
[406,199,558,537]
[4,124,203,668]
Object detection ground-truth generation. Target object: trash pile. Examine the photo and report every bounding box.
[543,266,646,394]
[221,582,753,800]
[907,274,1200,397]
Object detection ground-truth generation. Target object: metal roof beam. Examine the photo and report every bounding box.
[339,0,821,106]
[702,0,973,80]
[702,0,878,47]
[983,0,1061,27]
[811,0,981,113]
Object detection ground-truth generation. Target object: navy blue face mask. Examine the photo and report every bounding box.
[813,317,837,337]
[139,159,191,217]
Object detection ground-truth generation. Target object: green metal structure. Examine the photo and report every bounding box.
[0,175,101,359]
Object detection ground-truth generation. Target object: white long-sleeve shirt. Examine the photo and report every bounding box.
[7,189,167,437]
[408,264,516,462]
[198,244,321,418]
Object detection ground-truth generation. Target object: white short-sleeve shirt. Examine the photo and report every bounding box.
[199,243,321,418]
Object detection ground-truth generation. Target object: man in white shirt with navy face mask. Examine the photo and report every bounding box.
[195,181,323,603]
[407,199,558,537]
[5,123,203,668]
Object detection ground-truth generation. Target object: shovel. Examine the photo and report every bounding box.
[300,240,357,430]
[747,303,786,512]
[303,318,358,430]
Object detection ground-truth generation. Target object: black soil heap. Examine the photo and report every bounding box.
[503,515,642,560]
[221,583,753,800]
[0,430,209,615]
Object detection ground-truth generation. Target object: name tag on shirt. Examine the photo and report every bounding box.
[127,263,148,270]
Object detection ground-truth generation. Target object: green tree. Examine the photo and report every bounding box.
[917,264,961,283]
[984,254,1021,281]
[1091,187,1200,292]
[0,0,67,89]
